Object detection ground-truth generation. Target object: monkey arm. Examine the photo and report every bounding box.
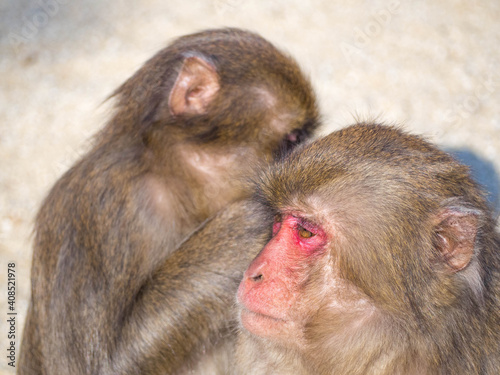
[112,200,271,374]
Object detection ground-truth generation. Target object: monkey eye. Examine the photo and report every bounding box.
[298,226,315,239]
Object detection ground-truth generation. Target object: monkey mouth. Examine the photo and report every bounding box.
[243,307,282,320]
[240,307,286,324]
[240,307,289,339]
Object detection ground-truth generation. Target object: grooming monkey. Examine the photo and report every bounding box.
[18,28,319,375]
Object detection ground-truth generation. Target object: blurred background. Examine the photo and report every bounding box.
[0,1,499,373]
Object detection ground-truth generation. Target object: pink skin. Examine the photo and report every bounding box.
[287,133,298,143]
[237,214,328,339]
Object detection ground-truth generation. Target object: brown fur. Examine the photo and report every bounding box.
[234,123,500,374]
[18,28,319,375]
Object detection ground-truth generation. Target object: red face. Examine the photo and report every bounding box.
[237,213,328,343]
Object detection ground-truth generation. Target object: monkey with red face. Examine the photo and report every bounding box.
[234,124,500,375]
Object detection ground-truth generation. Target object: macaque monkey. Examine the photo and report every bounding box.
[234,124,500,374]
[18,28,319,375]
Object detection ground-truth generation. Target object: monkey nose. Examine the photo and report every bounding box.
[245,260,267,284]
[250,273,263,282]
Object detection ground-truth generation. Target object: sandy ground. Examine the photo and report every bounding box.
[0,0,499,373]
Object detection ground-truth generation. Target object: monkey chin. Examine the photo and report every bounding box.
[239,307,294,342]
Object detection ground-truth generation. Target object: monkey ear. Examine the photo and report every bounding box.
[168,56,220,116]
[434,208,478,272]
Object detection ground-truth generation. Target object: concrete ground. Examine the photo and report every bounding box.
[0,1,499,373]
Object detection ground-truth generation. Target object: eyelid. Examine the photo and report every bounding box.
[297,218,319,234]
